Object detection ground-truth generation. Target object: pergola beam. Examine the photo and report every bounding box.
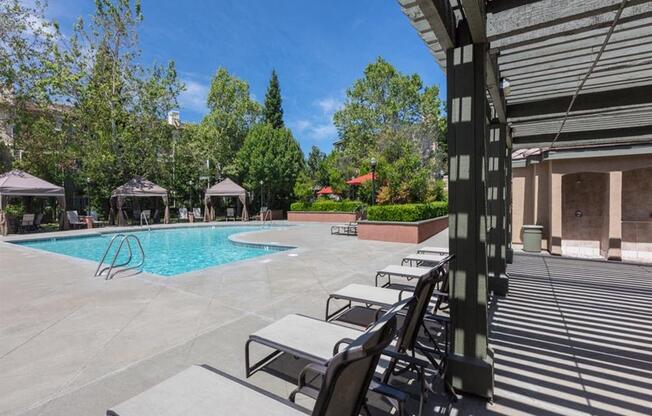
[507,84,652,117]
[414,0,456,50]
[513,124,652,145]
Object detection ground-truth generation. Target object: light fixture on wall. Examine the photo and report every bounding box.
[575,210,583,218]
[500,78,511,96]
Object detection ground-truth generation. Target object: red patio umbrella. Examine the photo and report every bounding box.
[317,186,334,195]
[346,172,376,186]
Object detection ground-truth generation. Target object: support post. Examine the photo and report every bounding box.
[445,22,494,400]
[607,171,622,260]
[548,167,563,256]
[506,137,514,264]
[487,121,509,295]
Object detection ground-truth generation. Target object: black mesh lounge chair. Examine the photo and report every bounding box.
[326,254,454,358]
[416,246,449,255]
[330,222,357,236]
[402,252,447,267]
[107,303,398,416]
[246,267,451,415]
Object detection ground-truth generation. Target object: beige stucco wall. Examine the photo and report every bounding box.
[511,153,652,262]
[622,167,652,262]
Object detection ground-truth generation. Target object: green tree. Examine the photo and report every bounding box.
[198,68,260,177]
[236,123,303,210]
[328,57,446,204]
[263,69,284,128]
[306,145,327,185]
[0,0,60,102]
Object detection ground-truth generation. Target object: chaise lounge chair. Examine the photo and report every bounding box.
[417,246,449,255]
[67,211,86,229]
[246,269,449,414]
[193,208,203,221]
[18,213,35,233]
[107,302,399,416]
[225,207,236,221]
[327,255,453,320]
[90,211,107,228]
[402,252,447,267]
[330,222,357,236]
[178,207,189,222]
[326,254,454,359]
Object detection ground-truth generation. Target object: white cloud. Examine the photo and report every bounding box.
[179,79,209,114]
[290,119,336,141]
[311,123,337,140]
[315,97,343,115]
[292,120,312,133]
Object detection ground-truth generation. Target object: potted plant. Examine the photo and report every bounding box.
[4,202,25,234]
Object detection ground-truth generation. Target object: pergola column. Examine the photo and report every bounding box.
[488,121,509,295]
[548,167,563,255]
[506,137,514,264]
[445,21,494,399]
[607,171,622,260]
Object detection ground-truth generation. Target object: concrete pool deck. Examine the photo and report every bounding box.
[1,221,447,415]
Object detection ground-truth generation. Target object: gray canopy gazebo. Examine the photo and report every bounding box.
[110,177,169,226]
[204,178,249,221]
[0,170,69,235]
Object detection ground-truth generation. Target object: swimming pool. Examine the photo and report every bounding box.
[13,226,292,276]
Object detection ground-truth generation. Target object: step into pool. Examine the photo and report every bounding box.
[13,226,292,276]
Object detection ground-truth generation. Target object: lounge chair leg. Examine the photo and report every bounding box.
[325,297,351,321]
[245,339,283,378]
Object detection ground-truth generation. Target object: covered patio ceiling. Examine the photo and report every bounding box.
[399,0,652,149]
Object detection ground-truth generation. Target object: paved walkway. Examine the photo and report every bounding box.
[0,222,447,415]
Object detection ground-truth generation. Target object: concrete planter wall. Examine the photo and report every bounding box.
[287,211,360,223]
[357,215,448,244]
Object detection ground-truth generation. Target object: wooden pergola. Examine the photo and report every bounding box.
[398,0,652,399]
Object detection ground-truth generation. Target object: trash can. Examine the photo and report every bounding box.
[522,225,543,253]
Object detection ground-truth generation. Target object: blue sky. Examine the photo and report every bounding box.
[43,0,445,153]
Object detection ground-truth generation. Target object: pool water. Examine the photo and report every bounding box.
[15,226,291,276]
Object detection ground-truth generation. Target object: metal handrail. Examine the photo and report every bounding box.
[95,234,129,277]
[94,234,145,280]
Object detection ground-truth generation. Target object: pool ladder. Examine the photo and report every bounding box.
[94,234,145,280]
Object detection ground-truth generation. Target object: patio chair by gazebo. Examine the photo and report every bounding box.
[0,170,69,235]
[204,178,249,221]
[109,177,169,226]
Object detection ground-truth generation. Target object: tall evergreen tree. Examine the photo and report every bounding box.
[263,69,284,128]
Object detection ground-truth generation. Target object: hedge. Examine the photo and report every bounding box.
[366,202,448,222]
[290,200,364,213]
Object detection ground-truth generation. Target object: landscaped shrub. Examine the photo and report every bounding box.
[367,201,447,222]
[290,200,364,212]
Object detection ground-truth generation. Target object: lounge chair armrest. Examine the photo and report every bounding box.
[424,314,450,324]
[432,289,448,298]
[382,348,433,370]
[290,363,328,402]
[333,337,355,355]
[369,379,409,403]
[297,362,328,388]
